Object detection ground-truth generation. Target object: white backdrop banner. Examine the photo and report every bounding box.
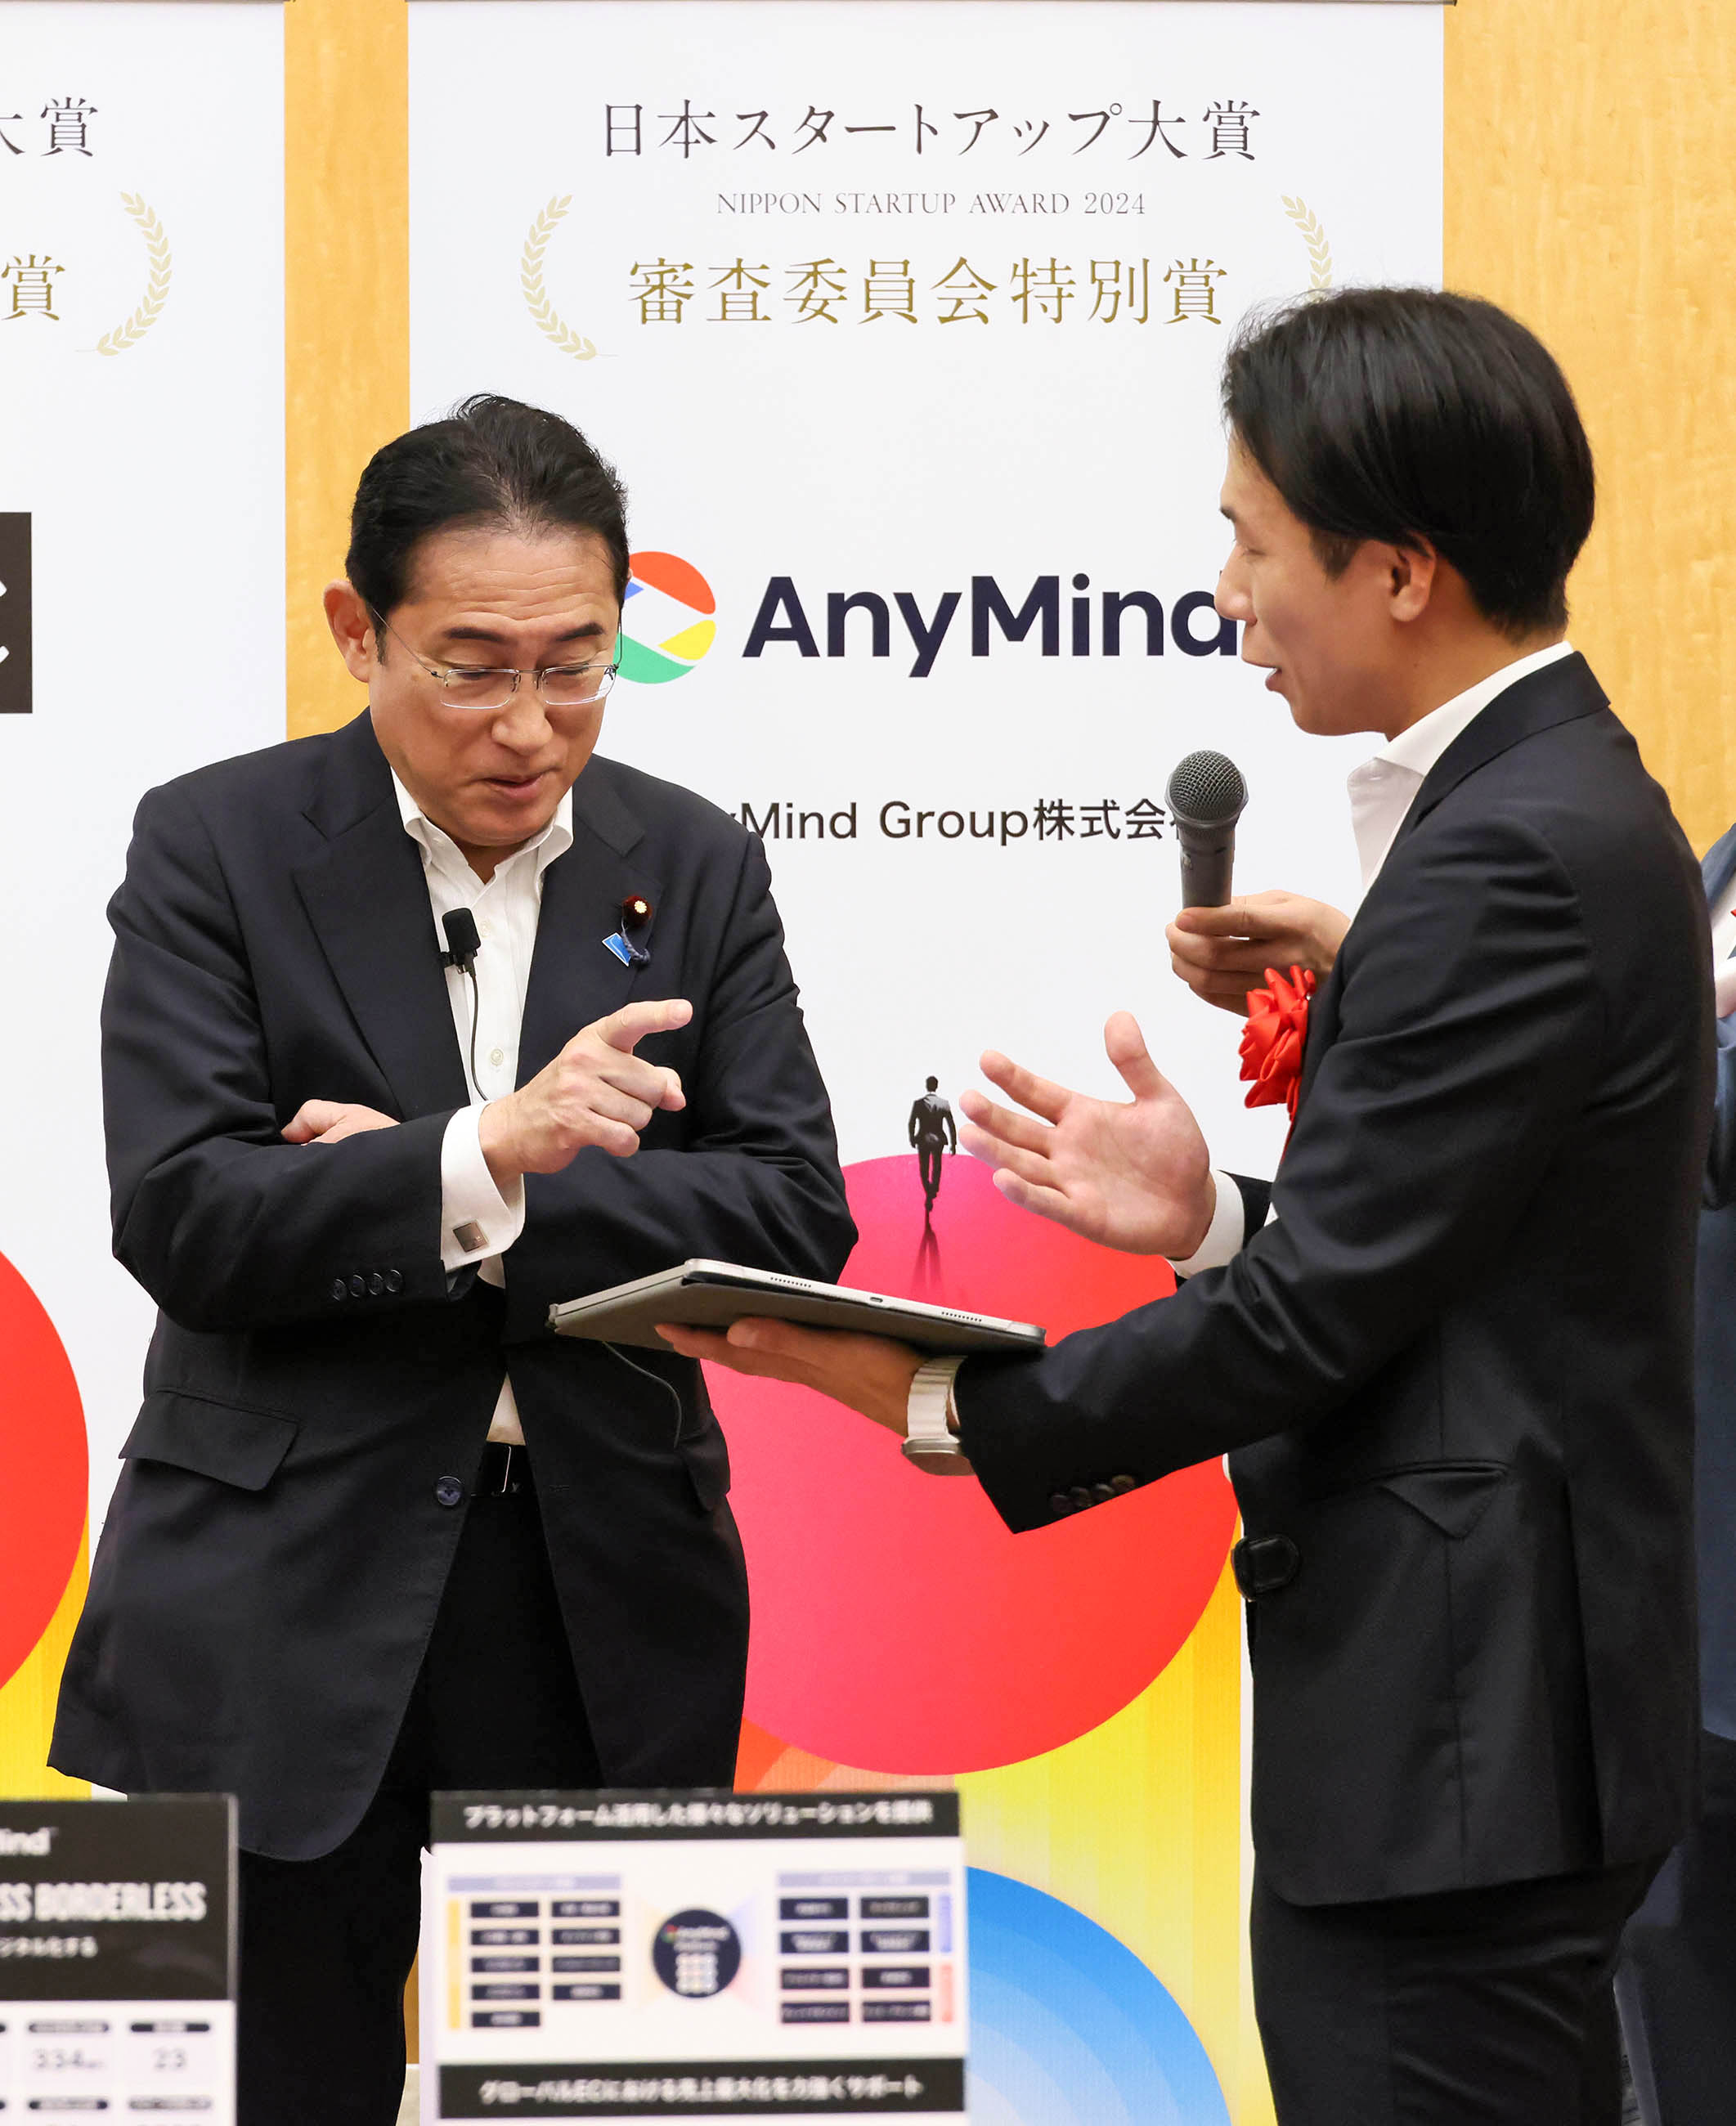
[0,2,285,1529]
[408,11,1440,2110]
[409,0,1441,1173]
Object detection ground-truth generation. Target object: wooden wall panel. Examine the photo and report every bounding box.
[1447,0,1736,855]
[285,0,410,739]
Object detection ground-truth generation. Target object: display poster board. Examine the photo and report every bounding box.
[422,1790,966,2124]
[408,8,1442,2119]
[0,0,285,1789]
[0,1794,237,2119]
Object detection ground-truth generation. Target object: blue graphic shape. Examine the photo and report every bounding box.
[967,1868,1231,2126]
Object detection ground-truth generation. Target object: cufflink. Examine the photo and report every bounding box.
[452,1220,486,1254]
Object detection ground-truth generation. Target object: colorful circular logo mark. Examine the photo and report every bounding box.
[619,550,716,684]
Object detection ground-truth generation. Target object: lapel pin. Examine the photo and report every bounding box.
[603,894,654,968]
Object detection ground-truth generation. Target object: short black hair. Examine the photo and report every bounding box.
[346,394,630,631]
[1222,289,1595,637]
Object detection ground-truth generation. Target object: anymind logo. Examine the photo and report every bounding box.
[742,572,1236,676]
[619,550,717,684]
[616,554,1234,684]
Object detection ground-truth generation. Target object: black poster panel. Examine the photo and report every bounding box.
[0,514,30,715]
[0,1796,236,2001]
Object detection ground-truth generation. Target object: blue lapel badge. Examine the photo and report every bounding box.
[603,894,654,968]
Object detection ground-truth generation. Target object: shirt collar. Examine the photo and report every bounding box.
[390,769,574,883]
[1378,640,1577,783]
[1345,641,1575,892]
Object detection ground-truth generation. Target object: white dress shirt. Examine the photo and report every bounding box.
[1168,641,1578,1278]
[395,771,573,1446]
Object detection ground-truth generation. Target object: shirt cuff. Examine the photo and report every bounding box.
[440,1106,526,1271]
[1167,1170,1246,1277]
[1716,962,1736,1020]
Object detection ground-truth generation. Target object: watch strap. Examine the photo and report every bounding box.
[904,1355,965,1460]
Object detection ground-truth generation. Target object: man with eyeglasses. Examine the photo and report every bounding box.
[49,395,855,2126]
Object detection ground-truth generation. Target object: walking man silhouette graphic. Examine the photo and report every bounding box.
[908,1076,958,1216]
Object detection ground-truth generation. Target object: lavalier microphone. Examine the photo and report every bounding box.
[441,908,482,974]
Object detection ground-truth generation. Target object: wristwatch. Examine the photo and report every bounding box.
[904,1356,966,1461]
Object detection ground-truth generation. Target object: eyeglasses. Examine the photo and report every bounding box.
[375,612,618,711]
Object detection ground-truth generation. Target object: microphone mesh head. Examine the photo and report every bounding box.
[1167,749,1248,828]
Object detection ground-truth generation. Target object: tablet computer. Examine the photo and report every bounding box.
[547,1259,1047,1355]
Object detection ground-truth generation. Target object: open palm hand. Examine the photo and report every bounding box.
[958,1012,1214,1258]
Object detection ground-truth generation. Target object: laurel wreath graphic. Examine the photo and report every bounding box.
[96,193,172,356]
[1281,195,1334,291]
[522,196,597,361]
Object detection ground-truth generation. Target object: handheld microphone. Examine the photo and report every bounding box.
[441,908,481,973]
[1166,750,1249,908]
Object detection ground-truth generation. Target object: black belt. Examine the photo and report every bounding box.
[1231,1533,1299,1599]
[475,1442,533,1496]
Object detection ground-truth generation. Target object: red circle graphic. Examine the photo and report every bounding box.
[710,1155,1236,1772]
[0,1249,88,1691]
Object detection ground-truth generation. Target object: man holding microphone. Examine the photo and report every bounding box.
[51,396,854,2125]
[667,290,1714,2123]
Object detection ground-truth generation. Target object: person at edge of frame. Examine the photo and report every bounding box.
[661,289,1716,2126]
[1167,828,1736,2124]
[47,396,855,2126]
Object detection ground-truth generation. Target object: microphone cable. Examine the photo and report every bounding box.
[602,1340,689,1451]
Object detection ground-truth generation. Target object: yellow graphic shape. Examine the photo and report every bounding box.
[659,619,716,662]
[0,1520,90,1798]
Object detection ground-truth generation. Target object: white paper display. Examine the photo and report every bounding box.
[422,1792,967,2124]
[408,0,1442,1170]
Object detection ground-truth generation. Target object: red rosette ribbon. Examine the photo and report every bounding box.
[1239,965,1317,1121]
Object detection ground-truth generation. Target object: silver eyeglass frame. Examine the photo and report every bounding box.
[374,611,620,711]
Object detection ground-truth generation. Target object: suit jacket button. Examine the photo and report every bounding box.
[1048,1491,1072,1518]
[434,1476,464,1508]
[1067,1487,1092,1513]
[368,1272,386,1297]
[1091,1482,1116,1505]
[348,1273,367,1298]
[384,1269,403,1294]
[1110,1474,1138,1494]
[330,1276,348,1301]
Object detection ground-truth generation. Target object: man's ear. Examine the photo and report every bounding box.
[1386,541,1439,624]
[324,580,379,684]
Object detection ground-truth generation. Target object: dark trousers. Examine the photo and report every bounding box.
[236,1476,601,2126]
[1252,1856,1659,2125]
[1615,1730,1736,2125]
[917,1142,944,1201]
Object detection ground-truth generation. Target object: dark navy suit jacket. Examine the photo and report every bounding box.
[1697,822,1736,1741]
[957,657,1715,1906]
[52,711,855,1858]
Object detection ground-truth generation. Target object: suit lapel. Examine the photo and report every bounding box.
[518,760,665,1084]
[292,712,470,1119]
[1388,652,1608,862]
